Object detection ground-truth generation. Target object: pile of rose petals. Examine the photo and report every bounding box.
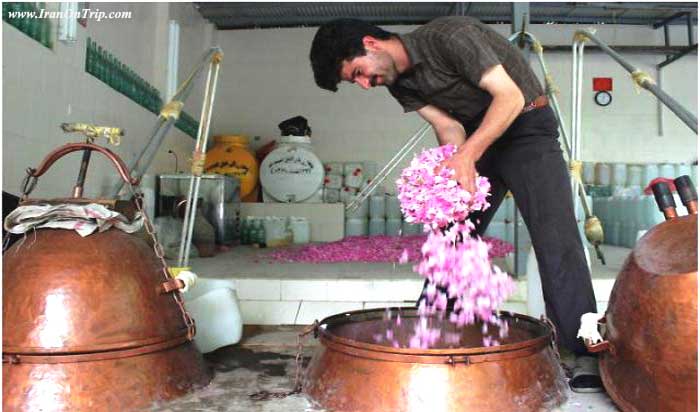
[264,235,513,263]
[396,144,491,230]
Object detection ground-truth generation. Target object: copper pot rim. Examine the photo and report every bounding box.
[3,327,190,356]
[316,308,552,359]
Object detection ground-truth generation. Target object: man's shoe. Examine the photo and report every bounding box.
[569,355,604,393]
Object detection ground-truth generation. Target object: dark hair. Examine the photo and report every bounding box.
[309,19,394,92]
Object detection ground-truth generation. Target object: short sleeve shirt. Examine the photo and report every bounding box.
[388,16,543,127]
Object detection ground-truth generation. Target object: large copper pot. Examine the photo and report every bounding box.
[3,143,212,411]
[304,308,567,412]
[588,212,697,412]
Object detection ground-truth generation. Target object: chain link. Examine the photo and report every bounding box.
[127,185,196,340]
[249,321,318,401]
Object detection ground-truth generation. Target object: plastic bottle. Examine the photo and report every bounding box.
[386,218,402,236]
[368,218,386,236]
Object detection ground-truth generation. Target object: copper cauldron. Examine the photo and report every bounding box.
[304,308,567,412]
[587,181,698,412]
[3,143,212,411]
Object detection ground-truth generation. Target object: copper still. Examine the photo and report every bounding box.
[304,308,567,412]
[3,143,212,411]
[587,177,698,412]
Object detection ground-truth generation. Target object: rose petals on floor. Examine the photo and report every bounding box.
[264,234,513,263]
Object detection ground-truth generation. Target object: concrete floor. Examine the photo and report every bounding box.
[151,327,620,412]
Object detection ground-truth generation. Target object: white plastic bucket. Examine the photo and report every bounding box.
[290,217,311,244]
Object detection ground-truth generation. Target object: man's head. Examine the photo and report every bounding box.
[309,19,399,92]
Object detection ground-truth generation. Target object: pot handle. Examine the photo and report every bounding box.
[580,313,614,354]
[21,143,138,197]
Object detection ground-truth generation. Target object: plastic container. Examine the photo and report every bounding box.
[340,187,359,204]
[205,135,259,201]
[386,218,402,236]
[369,194,386,219]
[658,163,676,179]
[323,188,341,203]
[324,174,343,189]
[612,163,627,187]
[263,217,290,247]
[676,163,691,179]
[595,163,612,186]
[345,218,368,237]
[401,220,423,236]
[368,218,386,236]
[626,165,643,187]
[344,173,364,189]
[385,194,402,219]
[642,163,659,188]
[260,135,324,203]
[485,221,507,240]
[324,162,343,176]
[185,288,243,353]
[344,162,364,177]
[363,161,379,180]
[346,195,369,219]
[290,217,311,244]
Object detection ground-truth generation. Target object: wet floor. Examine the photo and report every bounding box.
[150,327,619,412]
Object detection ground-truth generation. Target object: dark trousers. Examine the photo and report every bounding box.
[418,106,597,355]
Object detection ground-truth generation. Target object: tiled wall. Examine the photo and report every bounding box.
[2,3,208,198]
[219,276,533,325]
[210,22,697,188]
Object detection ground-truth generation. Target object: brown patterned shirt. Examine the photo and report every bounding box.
[388,16,543,128]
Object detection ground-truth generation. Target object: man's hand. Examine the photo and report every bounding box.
[441,146,479,193]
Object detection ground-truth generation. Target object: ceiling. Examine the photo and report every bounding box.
[195,2,698,30]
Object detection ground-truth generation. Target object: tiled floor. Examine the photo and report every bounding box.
[151,326,621,412]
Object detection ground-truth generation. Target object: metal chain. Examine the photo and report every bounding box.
[249,322,318,401]
[540,315,561,361]
[126,185,196,340]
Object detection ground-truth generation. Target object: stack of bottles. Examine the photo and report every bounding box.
[583,161,697,197]
[3,2,52,48]
[482,195,531,275]
[323,161,380,204]
[85,38,163,114]
[344,191,423,237]
[239,216,311,247]
[583,162,696,248]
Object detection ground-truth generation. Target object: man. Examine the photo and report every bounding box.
[310,17,601,392]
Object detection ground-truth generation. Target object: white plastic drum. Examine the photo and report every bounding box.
[260,145,324,203]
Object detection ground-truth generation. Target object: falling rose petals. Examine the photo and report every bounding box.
[394,145,516,349]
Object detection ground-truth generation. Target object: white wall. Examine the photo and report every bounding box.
[2,3,208,198]
[209,22,698,192]
[4,11,697,198]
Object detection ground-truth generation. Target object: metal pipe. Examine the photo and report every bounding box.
[345,123,431,212]
[111,47,223,198]
[178,52,222,267]
[574,29,698,134]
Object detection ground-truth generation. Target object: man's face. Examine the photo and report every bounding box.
[339,48,399,90]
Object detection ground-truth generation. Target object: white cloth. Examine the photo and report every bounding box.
[4,203,143,237]
[577,312,605,344]
[175,270,198,293]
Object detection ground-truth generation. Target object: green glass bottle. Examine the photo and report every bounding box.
[85,38,92,73]
[8,3,21,28]
[29,4,41,41]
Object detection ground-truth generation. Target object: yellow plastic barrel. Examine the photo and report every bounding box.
[205,135,259,200]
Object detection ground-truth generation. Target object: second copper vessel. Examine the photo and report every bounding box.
[304,308,567,412]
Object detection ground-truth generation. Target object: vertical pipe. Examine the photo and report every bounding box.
[166,20,180,102]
